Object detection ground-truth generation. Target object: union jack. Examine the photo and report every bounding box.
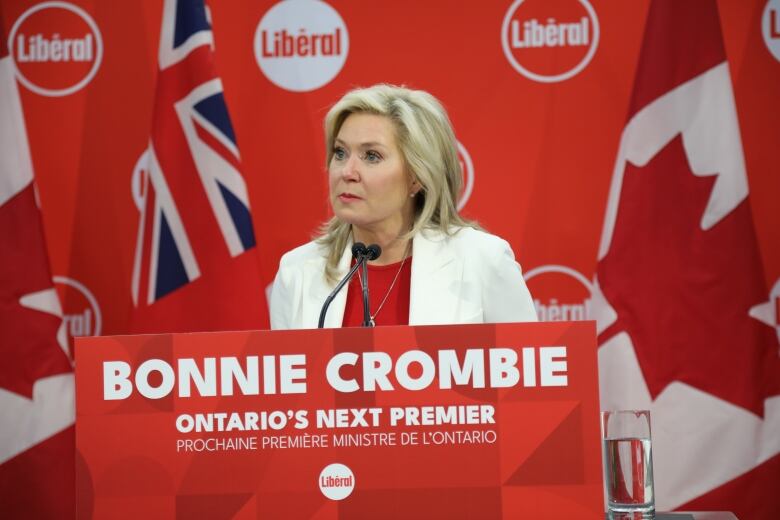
[131,0,255,306]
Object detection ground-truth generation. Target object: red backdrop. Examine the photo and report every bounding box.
[1,0,776,334]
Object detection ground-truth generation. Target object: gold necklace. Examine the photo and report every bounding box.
[358,242,411,326]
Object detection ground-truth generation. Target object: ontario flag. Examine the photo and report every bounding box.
[0,12,75,519]
[594,1,780,518]
[130,0,267,333]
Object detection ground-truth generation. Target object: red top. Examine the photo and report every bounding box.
[342,258,412,327]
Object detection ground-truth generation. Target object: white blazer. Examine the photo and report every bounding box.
[269,227,537,330]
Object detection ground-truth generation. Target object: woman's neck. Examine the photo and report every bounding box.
[352,227,411,266]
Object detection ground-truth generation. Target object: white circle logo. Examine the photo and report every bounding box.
[254,0,349,92]
[318,463,354,501]
[456,140,474,211]
[53,275,102,339]
[501,0,599,83]
[8,1,103,97]
[523,265,593,322]
[762,0,780,63]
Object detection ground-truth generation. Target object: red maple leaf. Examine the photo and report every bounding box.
[598,135,778,416]
[0,185,71,398]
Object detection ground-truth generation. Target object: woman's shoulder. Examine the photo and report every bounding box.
[278,239,327,269]
[422,226,512,254]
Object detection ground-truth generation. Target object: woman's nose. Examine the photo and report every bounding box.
[340,154,360,181]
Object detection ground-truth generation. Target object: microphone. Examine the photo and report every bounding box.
[317,242,369,328]
[359,244,382,327]
[351,242,368,259]
[366,244,382,261]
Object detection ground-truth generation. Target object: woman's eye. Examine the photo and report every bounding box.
[364,150,382,163]
[333,147,346,161]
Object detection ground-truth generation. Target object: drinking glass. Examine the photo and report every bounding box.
[602,410,655,516]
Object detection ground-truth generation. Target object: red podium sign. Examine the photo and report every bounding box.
[76,322,603,519]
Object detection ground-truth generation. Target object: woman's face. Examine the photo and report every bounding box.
[329,113,416,236]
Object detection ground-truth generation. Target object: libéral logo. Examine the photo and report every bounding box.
[456,140,474,211]
[254,0,348,92]
[501,0,599,83]
[763,0,780,63]
[8,1,103,97]
[318,462,354,501]
[523,265,593,321]
[53,275,102,357]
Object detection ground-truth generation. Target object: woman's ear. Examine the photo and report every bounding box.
[409,178,420,195]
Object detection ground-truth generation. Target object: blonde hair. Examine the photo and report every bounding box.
[318,84,475,281]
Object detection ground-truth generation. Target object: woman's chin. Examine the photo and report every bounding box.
[333,209,366,228]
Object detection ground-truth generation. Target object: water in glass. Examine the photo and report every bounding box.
[603,436,654,513]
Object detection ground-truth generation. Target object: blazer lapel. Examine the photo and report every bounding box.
[409,229,463,325]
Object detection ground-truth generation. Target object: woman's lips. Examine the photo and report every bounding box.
[338,193,362,202]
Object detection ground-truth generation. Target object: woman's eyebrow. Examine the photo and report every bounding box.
[334,138,388,149]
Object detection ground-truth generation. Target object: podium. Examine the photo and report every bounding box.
[76,321,603,519]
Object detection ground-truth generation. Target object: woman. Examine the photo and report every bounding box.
[270,84,536,329]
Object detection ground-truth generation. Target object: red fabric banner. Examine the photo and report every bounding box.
[127,0,267,335]
[0,17,75,517]
[596,2,780,519]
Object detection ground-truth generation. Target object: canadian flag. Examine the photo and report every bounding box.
[0,17,75,520]
[595,1,780,519]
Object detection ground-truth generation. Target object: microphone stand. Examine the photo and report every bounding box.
[317,243,367,328]
[360,258,371,327]
[359,244,382,328]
